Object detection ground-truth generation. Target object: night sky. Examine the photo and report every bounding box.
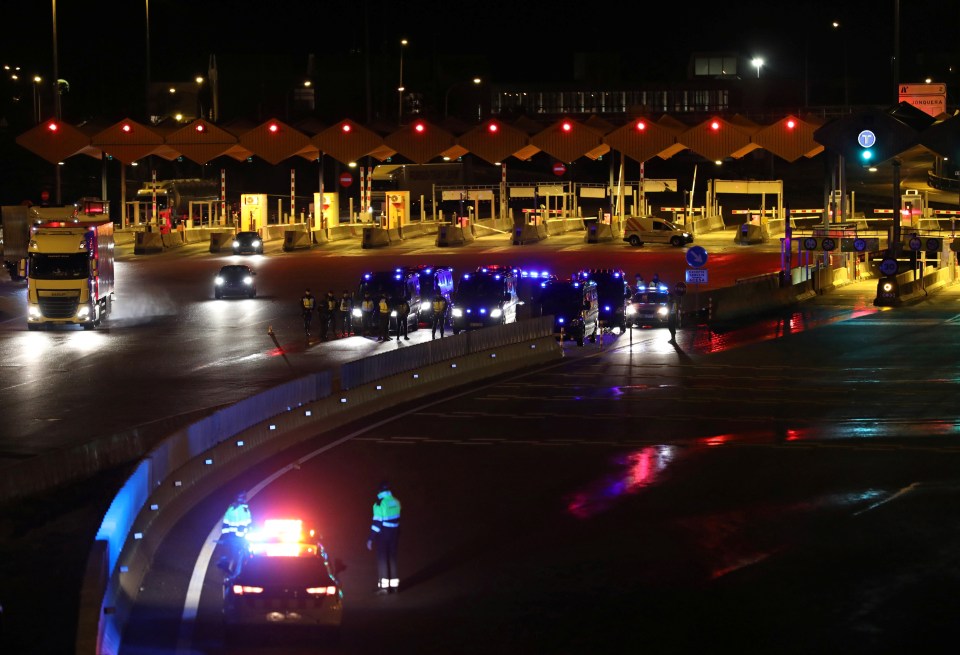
[2,0,957,123]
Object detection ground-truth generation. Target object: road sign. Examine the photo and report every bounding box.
[899,83,947,118]
[857,130,876,148]
[685,269,708,284]
[879,258,899,276]
[685,245,708,268]
[853,237,866,252]
[926,237,943,252]
[821,237,836,251]
[908,236,922,251]
[674,281,687,296]
[803,237,818,250]
[40,190,50,202]
[339,172,353,187]
[552,162,566,176]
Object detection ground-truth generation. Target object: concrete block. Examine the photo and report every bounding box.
[133,232,163,254]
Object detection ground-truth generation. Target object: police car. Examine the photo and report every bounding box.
[222,518,344,640]
[626,282,671,328]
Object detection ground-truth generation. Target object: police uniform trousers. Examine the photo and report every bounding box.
[376,526,400,589]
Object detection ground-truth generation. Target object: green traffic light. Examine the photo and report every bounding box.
[860,150,873,161]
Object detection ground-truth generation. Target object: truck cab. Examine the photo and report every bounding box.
[623,216,693,247]
[538,278,599,346]
[409,265,455,325]
[357,269,421,331]
[450,265,520,334]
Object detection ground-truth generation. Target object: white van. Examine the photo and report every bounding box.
[623,216,693,247]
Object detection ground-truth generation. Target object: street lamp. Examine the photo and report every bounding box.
[398,38,407,123]
[751,57,764,79]
[32,75,42,124]
[444,77,482,119]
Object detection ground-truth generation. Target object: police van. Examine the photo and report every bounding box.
[450,265,520,334]
[409,265,455,325]
[539,278,599,346]
[575,268,630,332]
[626,282,671,327]
[356,268,422,331]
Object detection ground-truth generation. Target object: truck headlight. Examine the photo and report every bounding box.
[452,308,463,318]
[421,301,431,312]
[626,305,637,315]
[28,305,41,319]
[490,308,503,318]
[352,308,362,318]
[243,276,253,285]
[215,277,224,285]
[657,306,668,317]
[252,240,262,248]
[76,305,90,319]
[232,240,240,248]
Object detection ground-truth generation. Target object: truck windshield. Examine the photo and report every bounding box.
[359,273,403,299]
[458,276,503,299]
[29,253,89,280]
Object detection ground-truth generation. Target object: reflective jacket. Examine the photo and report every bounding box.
[378,298,389,314]
[301,295,316,311]
[369,490,401,540]
[221,502,252,536]
[362,298,375,313]
[432,298,447,315]
[340,296,352,312]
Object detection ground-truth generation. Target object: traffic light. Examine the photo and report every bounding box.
[813,108,918,165]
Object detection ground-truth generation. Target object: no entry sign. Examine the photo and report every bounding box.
[552,162,566,176]
[339,172,353,188]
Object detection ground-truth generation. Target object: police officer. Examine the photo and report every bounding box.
[377,294,392,342]
[666,292,678,342]
[325,291,339,339]
[300,289,316,337]
[431,292,448,339]
[361,292,375,337]
[339,291,353,337]
[220,492,253,576]
[395,296,411,341]
[366,482,402,594]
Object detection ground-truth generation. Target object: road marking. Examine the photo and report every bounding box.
[853,482,920,517]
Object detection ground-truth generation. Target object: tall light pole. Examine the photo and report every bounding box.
[444,77,481,119]
[832,21,850,108]
[51,0,62,204]
[32,75,42,124]
[145,0,151,120]
[751,57,764,79]
[398,38,407,124]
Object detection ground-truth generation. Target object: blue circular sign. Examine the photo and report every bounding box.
[822,237,836,251]
[685,245,708,268]
[909,236,922,251]
[854,237,867,252]
[879,257,898,276]
[858,130,876,148]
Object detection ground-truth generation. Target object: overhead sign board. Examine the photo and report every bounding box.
[899,83,947,118]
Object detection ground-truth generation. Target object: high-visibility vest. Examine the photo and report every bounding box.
[301,296,315,310]
[340,297,351,312]
[362,299,374,312]
[378,299,389,313]
[369,491,401,538]
[221,503,252,536]
[432,299,445,313]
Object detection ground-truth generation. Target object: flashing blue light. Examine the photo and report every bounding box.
[480,308,487,314]
[494,274,501,280]
[541,282,547,288]
[364,273,371,279]
[604,305,611,311]
[573,282,580,288]
[425,268,432,274]
[614,273,621,278]
[394,274,402,280]
[559,317,565,324]
[395,267,402,272]
[541,271,549,277]
[481,267,488,272]
[464,273,471,279]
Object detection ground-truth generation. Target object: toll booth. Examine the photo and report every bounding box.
[383,191,410,230]
[900,189,926,230]
[311,192,340,230]
[239,194,268,232]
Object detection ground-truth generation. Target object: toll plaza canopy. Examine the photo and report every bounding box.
[15,108,957,168]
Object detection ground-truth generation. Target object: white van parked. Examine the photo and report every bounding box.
[622,216,693,247]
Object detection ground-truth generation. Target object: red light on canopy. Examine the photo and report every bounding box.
[786,119,796,129]
[413,122,425,133]
[488,123,498,133]
[195,123,206,133]
[710,121,720,131]
[268,123,279,133]
[121,123,132,133]
[635,120,646,131]
[341,123,351,133]
[561,121,572,132]
[47,121,58,132]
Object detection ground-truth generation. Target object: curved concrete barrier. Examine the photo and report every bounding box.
[585,222,614,243]
[133,232,163,254]
[512,223,548,245]
[81,318,559,655]
[362,226,392,248]
[734,223,768,245]
[436,224,468,247]
[160,232,184,249]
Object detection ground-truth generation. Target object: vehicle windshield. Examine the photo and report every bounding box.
[360,273,404,299]
[236,232,258,242]
[458,275,504,300]
[29,253,89,280]
[540,285,582,315]
[418,274,436,295]
[633,291,669,304]
[589,275,626,298]
[219,266,250,279]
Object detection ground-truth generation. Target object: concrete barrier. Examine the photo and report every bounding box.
[734,223,769,245]
[160,232,184,249]
[82,322,560,655]
[362,226,392,248]
[283,230,312,251]
[327,224,364,242]
[584,222,614,243]
[702,274,816,323]
[512,223,548,245]
[133,232,163,254]
[436,224,469,247]
[208,232,235,253]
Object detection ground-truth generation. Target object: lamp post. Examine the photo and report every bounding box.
[145,0,151,119]
[398,38,407,124]
[51,0,62,204]
[32,75,42,124]
[832,21,850,108]
[444,77,481,119]
[751,57,764,79]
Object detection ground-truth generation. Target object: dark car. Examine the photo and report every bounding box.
[222,518,343,642]
[233,231,263,255]
[215,265,257,299]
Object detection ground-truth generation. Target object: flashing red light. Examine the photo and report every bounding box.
[413,122,425,133]
[268,123,279,133]
[47,121,58,132]
[786,119,796,129]
[341,123,351,133]
[710,121,720,131]
[195,123,206,133]
[121,123,132,133]
[636,120,646,131]
[488,123,498,133]
[561,121,572,132]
